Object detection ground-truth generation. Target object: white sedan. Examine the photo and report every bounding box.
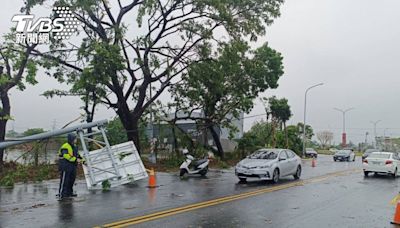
[363,152,400,178]
[235,148,302,183]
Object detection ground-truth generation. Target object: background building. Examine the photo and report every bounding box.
[146,111,244,153]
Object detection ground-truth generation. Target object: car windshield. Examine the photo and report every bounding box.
[337,150,349,155]
[249,150,278,160]
[369,153,391,159]
[365,149,378,154]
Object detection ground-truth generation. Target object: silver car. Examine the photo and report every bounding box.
[235,148,302,183]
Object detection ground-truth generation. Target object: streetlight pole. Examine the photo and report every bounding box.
[370,120,381,148]
[333,107,354,148]
[364,132,369,151]
[302,83,324,157]
[384,128,390,151]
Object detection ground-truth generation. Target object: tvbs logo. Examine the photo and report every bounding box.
[11,6,80,44]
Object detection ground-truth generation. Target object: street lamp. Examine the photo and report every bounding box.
[384,128,390,151]
[364,132,369,151]
[370,120,381,148]
[333,107,354,148]
[302,83,324,157]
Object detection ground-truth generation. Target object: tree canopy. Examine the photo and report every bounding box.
[24,0,285,153]
[170,40,284,158]
[238,121,314,156]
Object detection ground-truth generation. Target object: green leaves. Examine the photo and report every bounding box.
[266,96,292,123]
[170,39,284,153]
[192,0,283,39]
[25,59,38,85]
[23,128,46,136]
[13,0,286,154]
[0,28,40,92]
[238,121,310,155]
[106,117,128,145]
[174,39,284,120]
[0,115,14,121]
[0,75,11,87]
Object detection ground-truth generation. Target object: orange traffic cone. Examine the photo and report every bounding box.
[311,158,316,167]
[147,168,158,188]
[391,201,400,225]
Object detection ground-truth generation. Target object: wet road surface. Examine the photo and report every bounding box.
[1,155,399,228]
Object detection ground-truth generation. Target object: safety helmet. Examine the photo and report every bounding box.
[67,133,77,144]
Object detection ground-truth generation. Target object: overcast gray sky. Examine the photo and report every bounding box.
[1,0,400,144]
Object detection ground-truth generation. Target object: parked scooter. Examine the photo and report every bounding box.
[179,149,210,177]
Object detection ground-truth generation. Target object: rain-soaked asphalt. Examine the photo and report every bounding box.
[0,155,399,228]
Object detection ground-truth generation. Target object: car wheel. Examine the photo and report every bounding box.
[239,177,247,183]
[364,171,369,177]
[393,168,398,178]
[333,158,337,162]
[294,166,302,180]
[272,169,280,184]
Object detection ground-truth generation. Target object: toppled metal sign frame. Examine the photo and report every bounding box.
[82,141,148,189]
[75,123,148,190]
[79,131,148,189]
[0,119,148,190]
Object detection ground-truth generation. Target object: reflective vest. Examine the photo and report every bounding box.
[58,143,77,163]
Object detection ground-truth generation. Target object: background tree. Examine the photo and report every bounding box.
[237,132,258,158]
[275,125,303,153]
[106,117,128,145]
[22,128,46,166]
[6,129,20,138]
[237,121,309,156]
[0,33,38,171]
[170,41,284,158]
[267,96,292,148]
[42,74,104,142]
[316,130,334,149]
[297,123,314,139]
[27,0,284,153]
[106,116,149,148]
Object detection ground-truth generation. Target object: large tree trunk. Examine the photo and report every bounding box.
[0,91,11,172]
[207,121,224,159]
[115,100,143,153]
[120,115,141,153]
[129,117,141,153]
[0,123,6,173]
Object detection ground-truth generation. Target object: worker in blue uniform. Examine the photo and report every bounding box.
[58,133,83,199]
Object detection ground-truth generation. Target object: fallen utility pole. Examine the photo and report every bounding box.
[0,119,108,149]
[0,119,148,189]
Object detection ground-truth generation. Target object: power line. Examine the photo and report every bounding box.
[241,113,266,120]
